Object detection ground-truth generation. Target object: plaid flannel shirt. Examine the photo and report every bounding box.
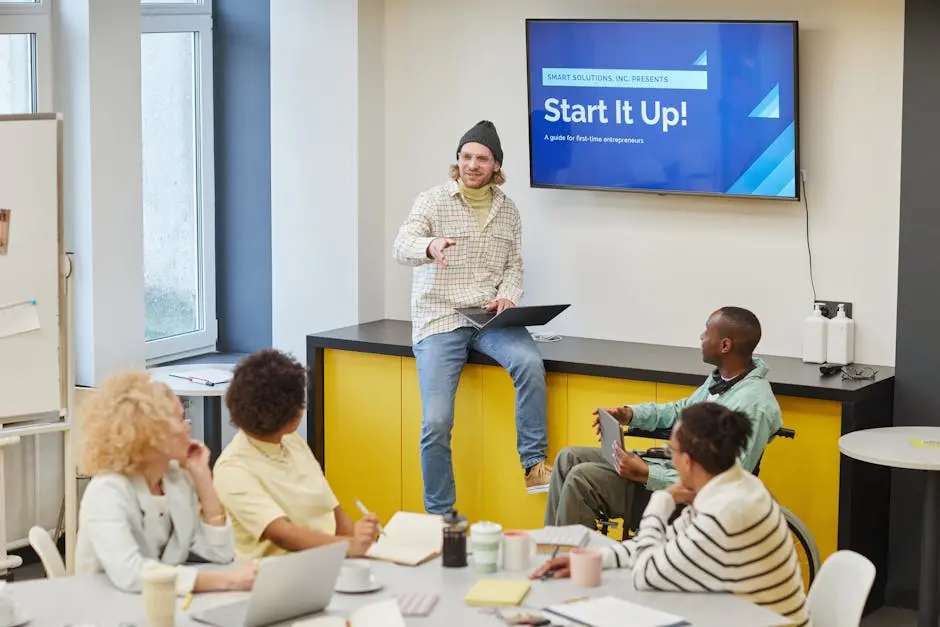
[393,180,525,344]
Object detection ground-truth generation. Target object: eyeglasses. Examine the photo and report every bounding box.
[841,366,877,381]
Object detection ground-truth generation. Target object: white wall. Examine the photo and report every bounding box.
[57,0,146,386]
[382,0,903,366]
[270,0,386,369]
[357,2,387,324]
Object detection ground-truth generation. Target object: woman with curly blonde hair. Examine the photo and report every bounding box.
[76,370,256,595]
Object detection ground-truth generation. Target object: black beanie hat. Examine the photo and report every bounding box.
[456,120,503,165]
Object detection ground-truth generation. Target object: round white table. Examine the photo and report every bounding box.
[840,426,940,627]
[149,364,235,465]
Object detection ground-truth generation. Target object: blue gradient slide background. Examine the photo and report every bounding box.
[526,20,799,199]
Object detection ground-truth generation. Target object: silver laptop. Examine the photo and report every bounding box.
[192,540,349,627]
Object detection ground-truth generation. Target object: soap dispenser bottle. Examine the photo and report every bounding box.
[802,303,828,364]
[826,304,855,366]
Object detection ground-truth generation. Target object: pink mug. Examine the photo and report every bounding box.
[569,547,603,587]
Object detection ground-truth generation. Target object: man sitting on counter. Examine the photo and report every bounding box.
[544,306,783,529]
[392,120,552,515]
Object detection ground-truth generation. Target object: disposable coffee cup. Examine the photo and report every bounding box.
[141,563,177,627]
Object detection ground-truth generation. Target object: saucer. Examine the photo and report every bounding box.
[335,576,383,594]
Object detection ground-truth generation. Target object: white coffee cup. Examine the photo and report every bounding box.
[0,582,15,626]
[141,563,177,627]
[501,530,534,572]
[336,560,374,591]
[469,521,502,574]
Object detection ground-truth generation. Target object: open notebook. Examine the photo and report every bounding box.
[545,596,688,627]
[292,599,405,627]
[365,511,442,566]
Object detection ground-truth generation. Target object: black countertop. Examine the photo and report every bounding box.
[307,319,894,402]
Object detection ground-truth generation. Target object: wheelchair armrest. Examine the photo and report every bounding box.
[624,427,673,440]
[627,426,795,440]
[637,447,671,460]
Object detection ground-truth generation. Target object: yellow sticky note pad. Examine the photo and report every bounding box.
[912,439,940,449]
[463,579,531,607]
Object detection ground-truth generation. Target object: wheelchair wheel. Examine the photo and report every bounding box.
[780,504,821,589]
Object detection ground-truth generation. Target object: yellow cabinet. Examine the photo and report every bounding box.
[566,374,657,449]
[323,350,402,523]
[656,383,698,403]
[479,368,568,529]
[759,396,841,569]
[401,359,485,521]
[322,348,843,583]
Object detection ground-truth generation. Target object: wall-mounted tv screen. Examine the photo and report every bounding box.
[526,19,800,200]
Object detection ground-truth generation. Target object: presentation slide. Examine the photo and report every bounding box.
[526,20,799,199]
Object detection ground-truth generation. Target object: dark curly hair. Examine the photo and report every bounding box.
[674,402,752,475]
[225,349,307,437]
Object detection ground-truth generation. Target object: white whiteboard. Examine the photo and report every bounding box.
[0,114,64,421]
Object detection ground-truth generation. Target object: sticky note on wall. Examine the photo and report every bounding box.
[0,208,9,256]
[0,300,40,339]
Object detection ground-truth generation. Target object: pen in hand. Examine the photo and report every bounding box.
[354,498,386,537]
[540,546,561,580]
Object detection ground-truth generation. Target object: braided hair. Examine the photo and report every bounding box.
[674,402,752,475]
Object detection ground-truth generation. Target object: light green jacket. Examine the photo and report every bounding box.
[630,358,783,491]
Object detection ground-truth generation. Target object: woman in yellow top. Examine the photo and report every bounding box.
[213,349,379,560]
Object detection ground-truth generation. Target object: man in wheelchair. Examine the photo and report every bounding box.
[544,306,783,529]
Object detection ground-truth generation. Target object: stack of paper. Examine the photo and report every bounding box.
[365,511,442,566]
[292,599,405,627]
[546,596,688,627]
[395,592,439,616]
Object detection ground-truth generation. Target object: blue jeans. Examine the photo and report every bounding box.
[412,326,548,514]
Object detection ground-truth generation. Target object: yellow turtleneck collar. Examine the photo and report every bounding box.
[459,178,492,200]
[459,179,493,229]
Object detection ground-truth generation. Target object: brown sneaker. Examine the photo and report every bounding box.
[525,461,552,494]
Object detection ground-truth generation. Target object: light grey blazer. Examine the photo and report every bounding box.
[76,462,234,594]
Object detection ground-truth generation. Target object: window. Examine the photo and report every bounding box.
[141,0,216,362]
[0,0,51,114]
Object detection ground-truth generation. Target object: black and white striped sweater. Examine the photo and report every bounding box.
[602,464,811,627]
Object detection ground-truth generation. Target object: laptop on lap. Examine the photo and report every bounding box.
[455,304,570,331]
[191,540,348,627]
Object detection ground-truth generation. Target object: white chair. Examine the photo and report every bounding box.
[28,526,66,579]
[806,550,875,627]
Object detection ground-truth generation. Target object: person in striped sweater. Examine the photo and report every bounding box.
[532,402,811,627]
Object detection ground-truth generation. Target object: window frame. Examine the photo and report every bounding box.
[141,0,217,364]
[0,0,53,113]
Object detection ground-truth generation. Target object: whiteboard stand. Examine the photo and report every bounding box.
[0,435,23,575]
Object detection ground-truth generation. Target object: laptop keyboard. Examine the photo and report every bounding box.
[460,310,496,326]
